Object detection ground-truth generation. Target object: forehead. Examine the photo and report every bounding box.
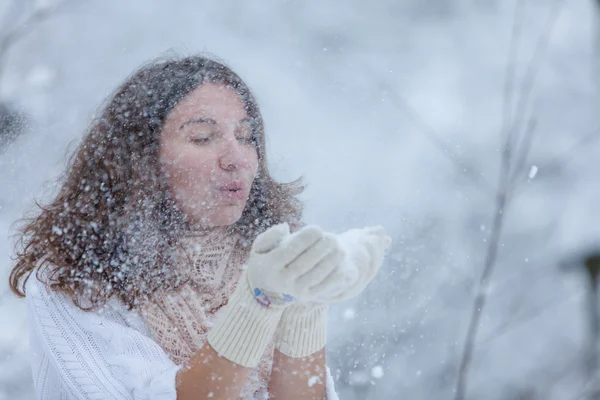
[168,83,248,123]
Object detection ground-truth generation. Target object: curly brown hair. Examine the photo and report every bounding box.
[9,54,303,310]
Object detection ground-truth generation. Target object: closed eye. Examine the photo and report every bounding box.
[192,137,210,144]
[237,136,255,145]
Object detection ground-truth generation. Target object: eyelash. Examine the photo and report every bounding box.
[191,136,255,145]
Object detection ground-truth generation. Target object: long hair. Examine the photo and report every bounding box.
[9,55,303,310]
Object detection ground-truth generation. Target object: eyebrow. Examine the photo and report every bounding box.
[179,116,253,130]
[179,117,217,130]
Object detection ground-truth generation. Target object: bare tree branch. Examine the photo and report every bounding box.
[371,72,496,197]
[500,0,525,148]
[510,125,600,199]
[454,179,509,400]
[550,126,600,167]
[453,3,527,396]
[453,1,566,399]
[509,112,538,189]
[481,290,577,345]
[511,353,582,400]
[505,0,566,165]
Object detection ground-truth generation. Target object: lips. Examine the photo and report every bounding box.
[215,180,248,201]
[217,181,246,192]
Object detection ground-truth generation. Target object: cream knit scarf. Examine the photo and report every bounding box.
[139,227,274,399]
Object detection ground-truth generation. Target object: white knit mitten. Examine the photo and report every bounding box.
[274,225,392,358]
[274,302,329,358]
[318,225,391,303]
[207,223,338,367]
[246,224,342,306]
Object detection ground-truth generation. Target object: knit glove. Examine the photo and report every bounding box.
[207,223,338,367]
[274,225,392,358]
[316,225,391,303]
[247,224,343,306]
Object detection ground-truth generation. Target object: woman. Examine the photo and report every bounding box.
[9,55,391,399]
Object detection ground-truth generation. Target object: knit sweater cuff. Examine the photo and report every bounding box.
[207,273,283,368]
[274,304,328,358]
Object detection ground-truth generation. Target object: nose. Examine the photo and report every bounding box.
[219,138,250,172]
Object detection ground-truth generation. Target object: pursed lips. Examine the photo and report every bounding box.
[214,180,249,201]
[216,180,246,192]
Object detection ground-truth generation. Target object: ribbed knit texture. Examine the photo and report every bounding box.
[26,267,341,399]
[26,272,181,400]
[141,229,279,397]
[207,271,284,368]
[274,304,328,358]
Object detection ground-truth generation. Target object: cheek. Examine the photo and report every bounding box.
[162,151,214,192]
[179,156,214,187]
[247,148,260,175]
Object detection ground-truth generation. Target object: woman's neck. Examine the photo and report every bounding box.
[182,222,235,238]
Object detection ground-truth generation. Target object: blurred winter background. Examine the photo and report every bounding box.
[1,0,600,398]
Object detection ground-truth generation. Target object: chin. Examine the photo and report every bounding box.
[205,207,245,227]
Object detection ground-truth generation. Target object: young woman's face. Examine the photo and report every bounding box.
[159,83,259,228]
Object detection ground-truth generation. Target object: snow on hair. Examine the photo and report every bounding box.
[9,54,304,310]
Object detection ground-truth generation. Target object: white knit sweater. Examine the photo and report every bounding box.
[25,274,340,399]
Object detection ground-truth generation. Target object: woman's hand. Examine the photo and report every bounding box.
[269,225,391,399]
[207,223,342,367]
[180,224,345,400]
[246,223,343,307]
[273,225,391,357]
[314,225,392,303]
